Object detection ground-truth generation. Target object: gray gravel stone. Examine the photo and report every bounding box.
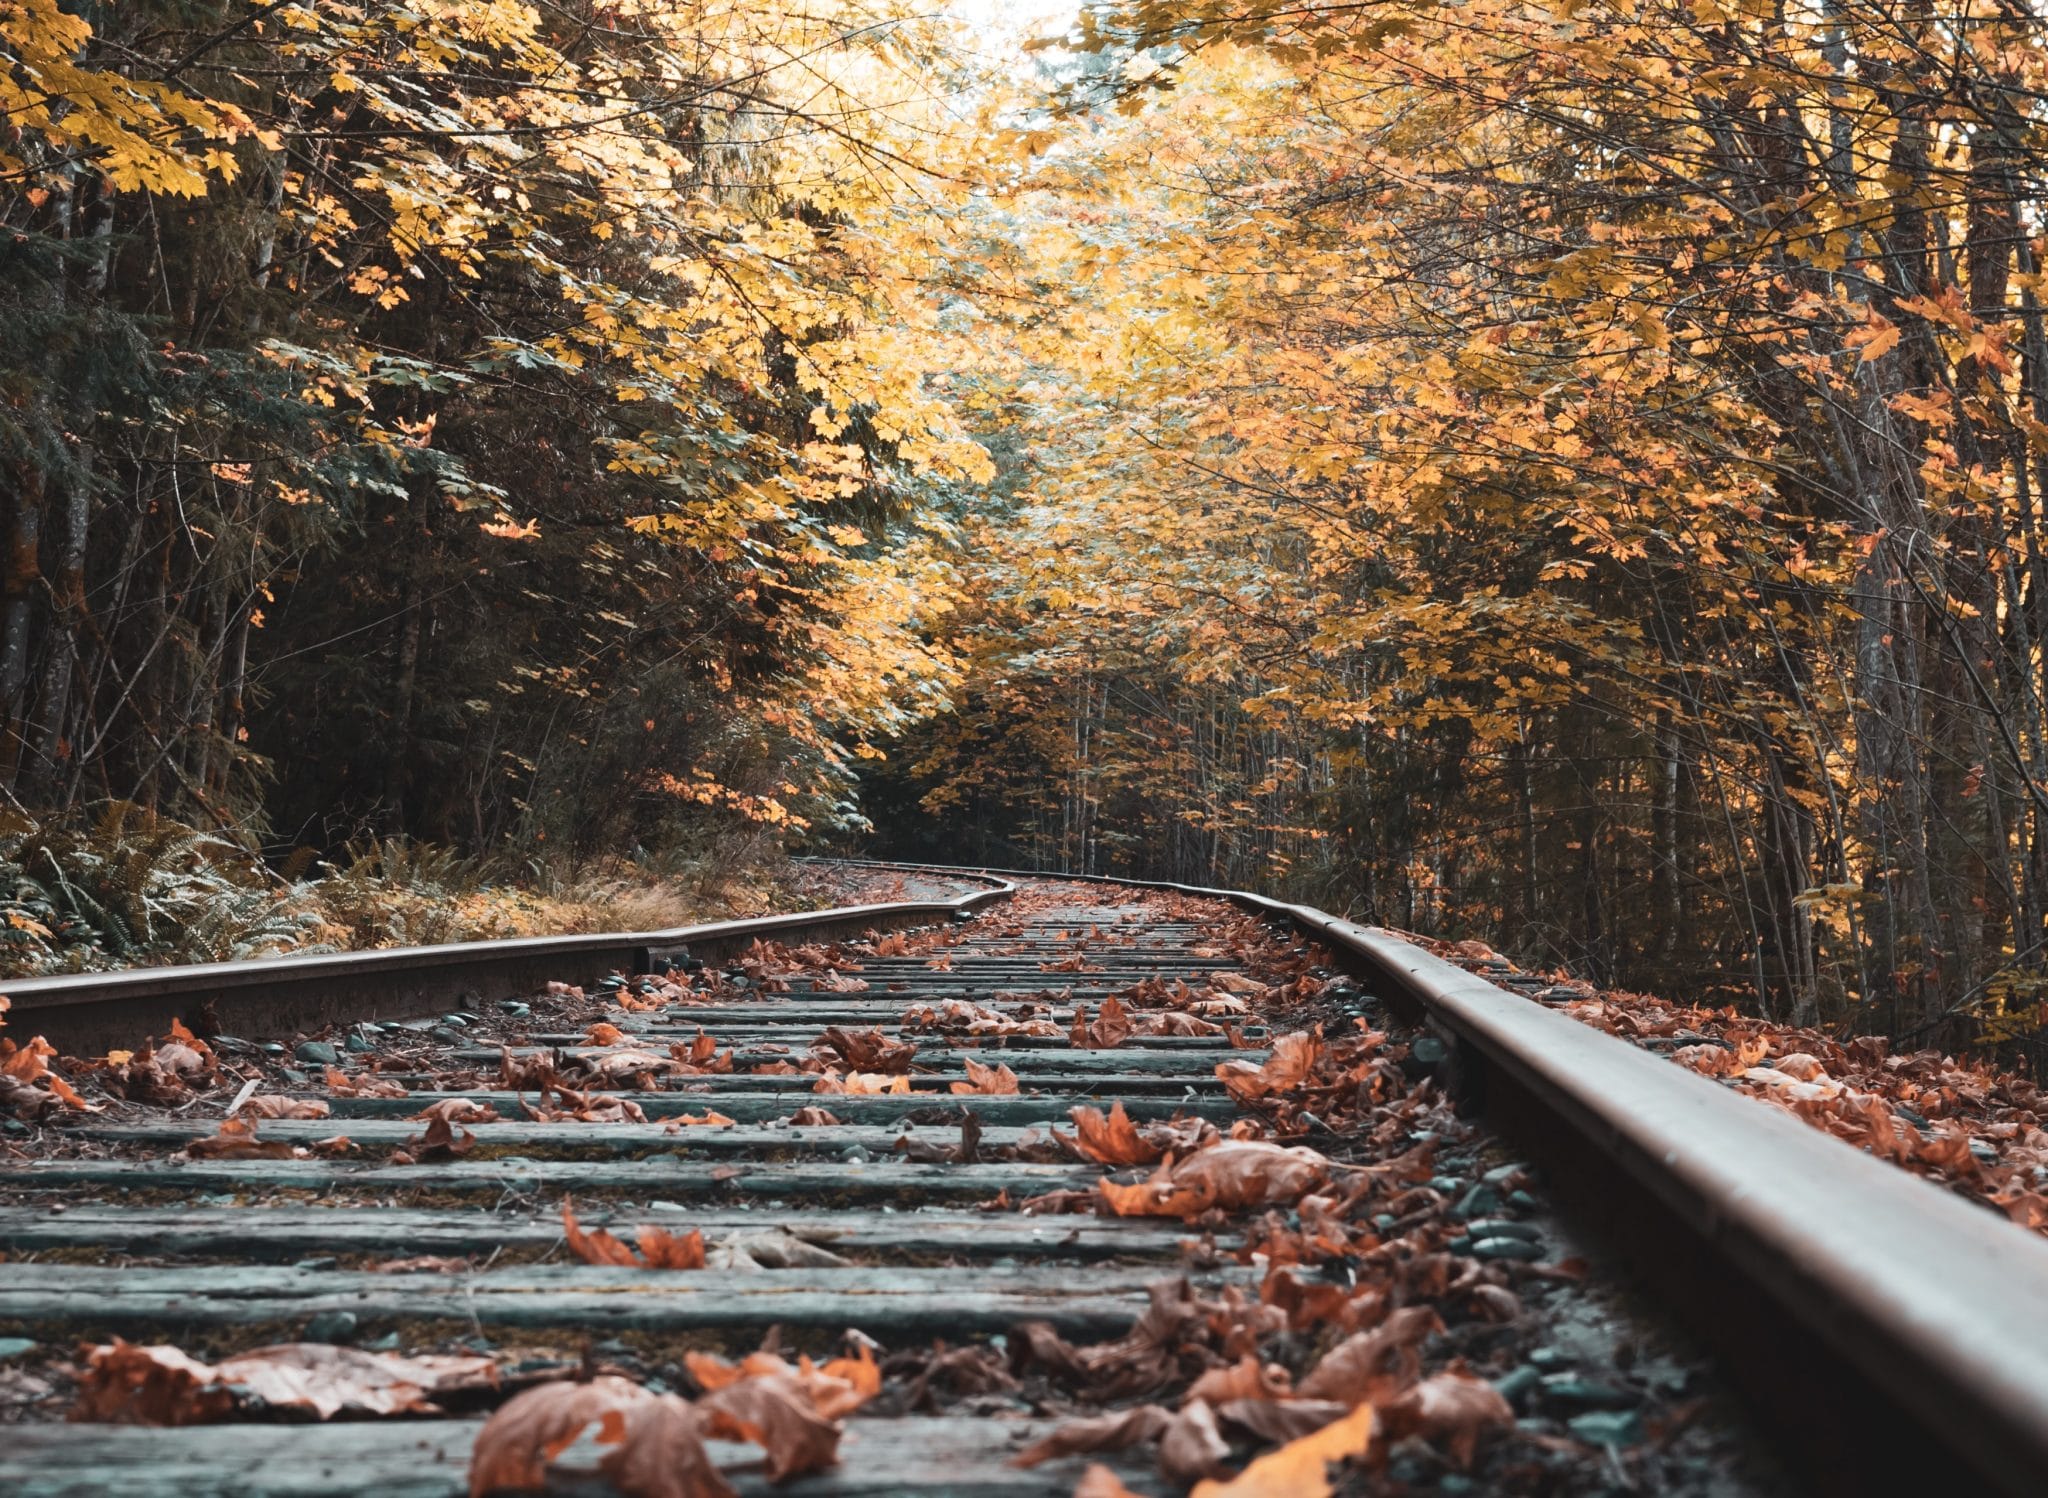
[301,1310,357,1344]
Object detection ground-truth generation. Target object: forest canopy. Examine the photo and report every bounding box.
[11,0,2048,1053]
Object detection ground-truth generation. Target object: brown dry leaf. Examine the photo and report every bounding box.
[812,969,870,993]
[813,1069,912,1095]
[1091,993,1134,1048]
[561,1198,704,1270]
[183,1117,302,1160]
[683,1344,875,1419]
[667,1110,737,1128]
[398,1114,476,1162]
[787,1106,842,1126]
[1131,1012,1224,1038]
[371,1255,472,1274]
[1214,1398,1351,1445]
[696,1370,842,1481]
[602,1392,736,1498]
[1070,1102,1165,1166]
[1184,1355,1291,1407]
[952,1058,1021,1096]
[1012,1405,1173,1467]
[1216,1032,1322,1104]
[635,1224,708,1269]
[675,1030,724,1068]
[1189,1404,1374,1498]
[685,1350,790,1392]
[468,1376,661,1496]
[815,1025,916,1073]
[414,1098,498,1125]
[1040,952,1102,973]
[1159,1399,1233,1483]
[1295,1305,1442,1405]
[1098,1141,1330,1219]
[499,1048,555,1092]
[581,1049,679,1087]
[815,1344,881,1414]
[1209,973,1269,996]
[77,1339,496,1425]
[561,1197,641,1267]
[324,1064,408,1099]
[584,1021,626,1045]
[1378,1372,1513,1469]
[237,1095,331,1120]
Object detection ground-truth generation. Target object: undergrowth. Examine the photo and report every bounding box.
[0,804,797,978]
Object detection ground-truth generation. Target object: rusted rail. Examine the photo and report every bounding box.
[3,874,1015,1055]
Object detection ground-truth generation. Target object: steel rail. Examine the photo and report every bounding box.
[5,870,1015,1055]
[818,857,2048,1496]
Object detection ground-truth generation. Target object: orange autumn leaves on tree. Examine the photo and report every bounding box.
[887,0,2048,1041]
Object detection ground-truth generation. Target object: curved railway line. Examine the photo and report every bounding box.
[0,863,2042,1495]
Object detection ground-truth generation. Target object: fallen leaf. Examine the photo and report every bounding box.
[813,1069,912,1095]
[951,1058,1020,1095]
[1091,993,1134,1048]
[468,1375,732,1498]
[1184,1354,1291,1407]
[706,1227,853,1270]
[1190,1404,1374,1497]
[561,1198,704,1270]
[815,1025,916,1073]
[1209,974,1268,996]
[1378,1372,1513,1468]
[370,1255,472,1274]
[585,1022,627,1045]
[1070,1101,1165,1166]
[395,1114,476,1162]
[235,1095,331,1120]
[325,1064,408,1099]
[602,1392,736,1498]
[787,1106,842,1125]
[78,1340,497,1425]
[1296,1305,1441,1405]
[1214,1398,1351,1444]
[183,1117,302,1160]
[1098,1141,1330,1218]
[414,1098,498,1125]
[1159,1399,1232,1483]
[697,1370,842,1480]
[1216,1032,1321,1103]
[683,1344,876,1420]
[1013,1405,1173,1466]
[668,1110,737,1128]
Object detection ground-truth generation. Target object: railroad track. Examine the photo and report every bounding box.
[0,866,2043,1496]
